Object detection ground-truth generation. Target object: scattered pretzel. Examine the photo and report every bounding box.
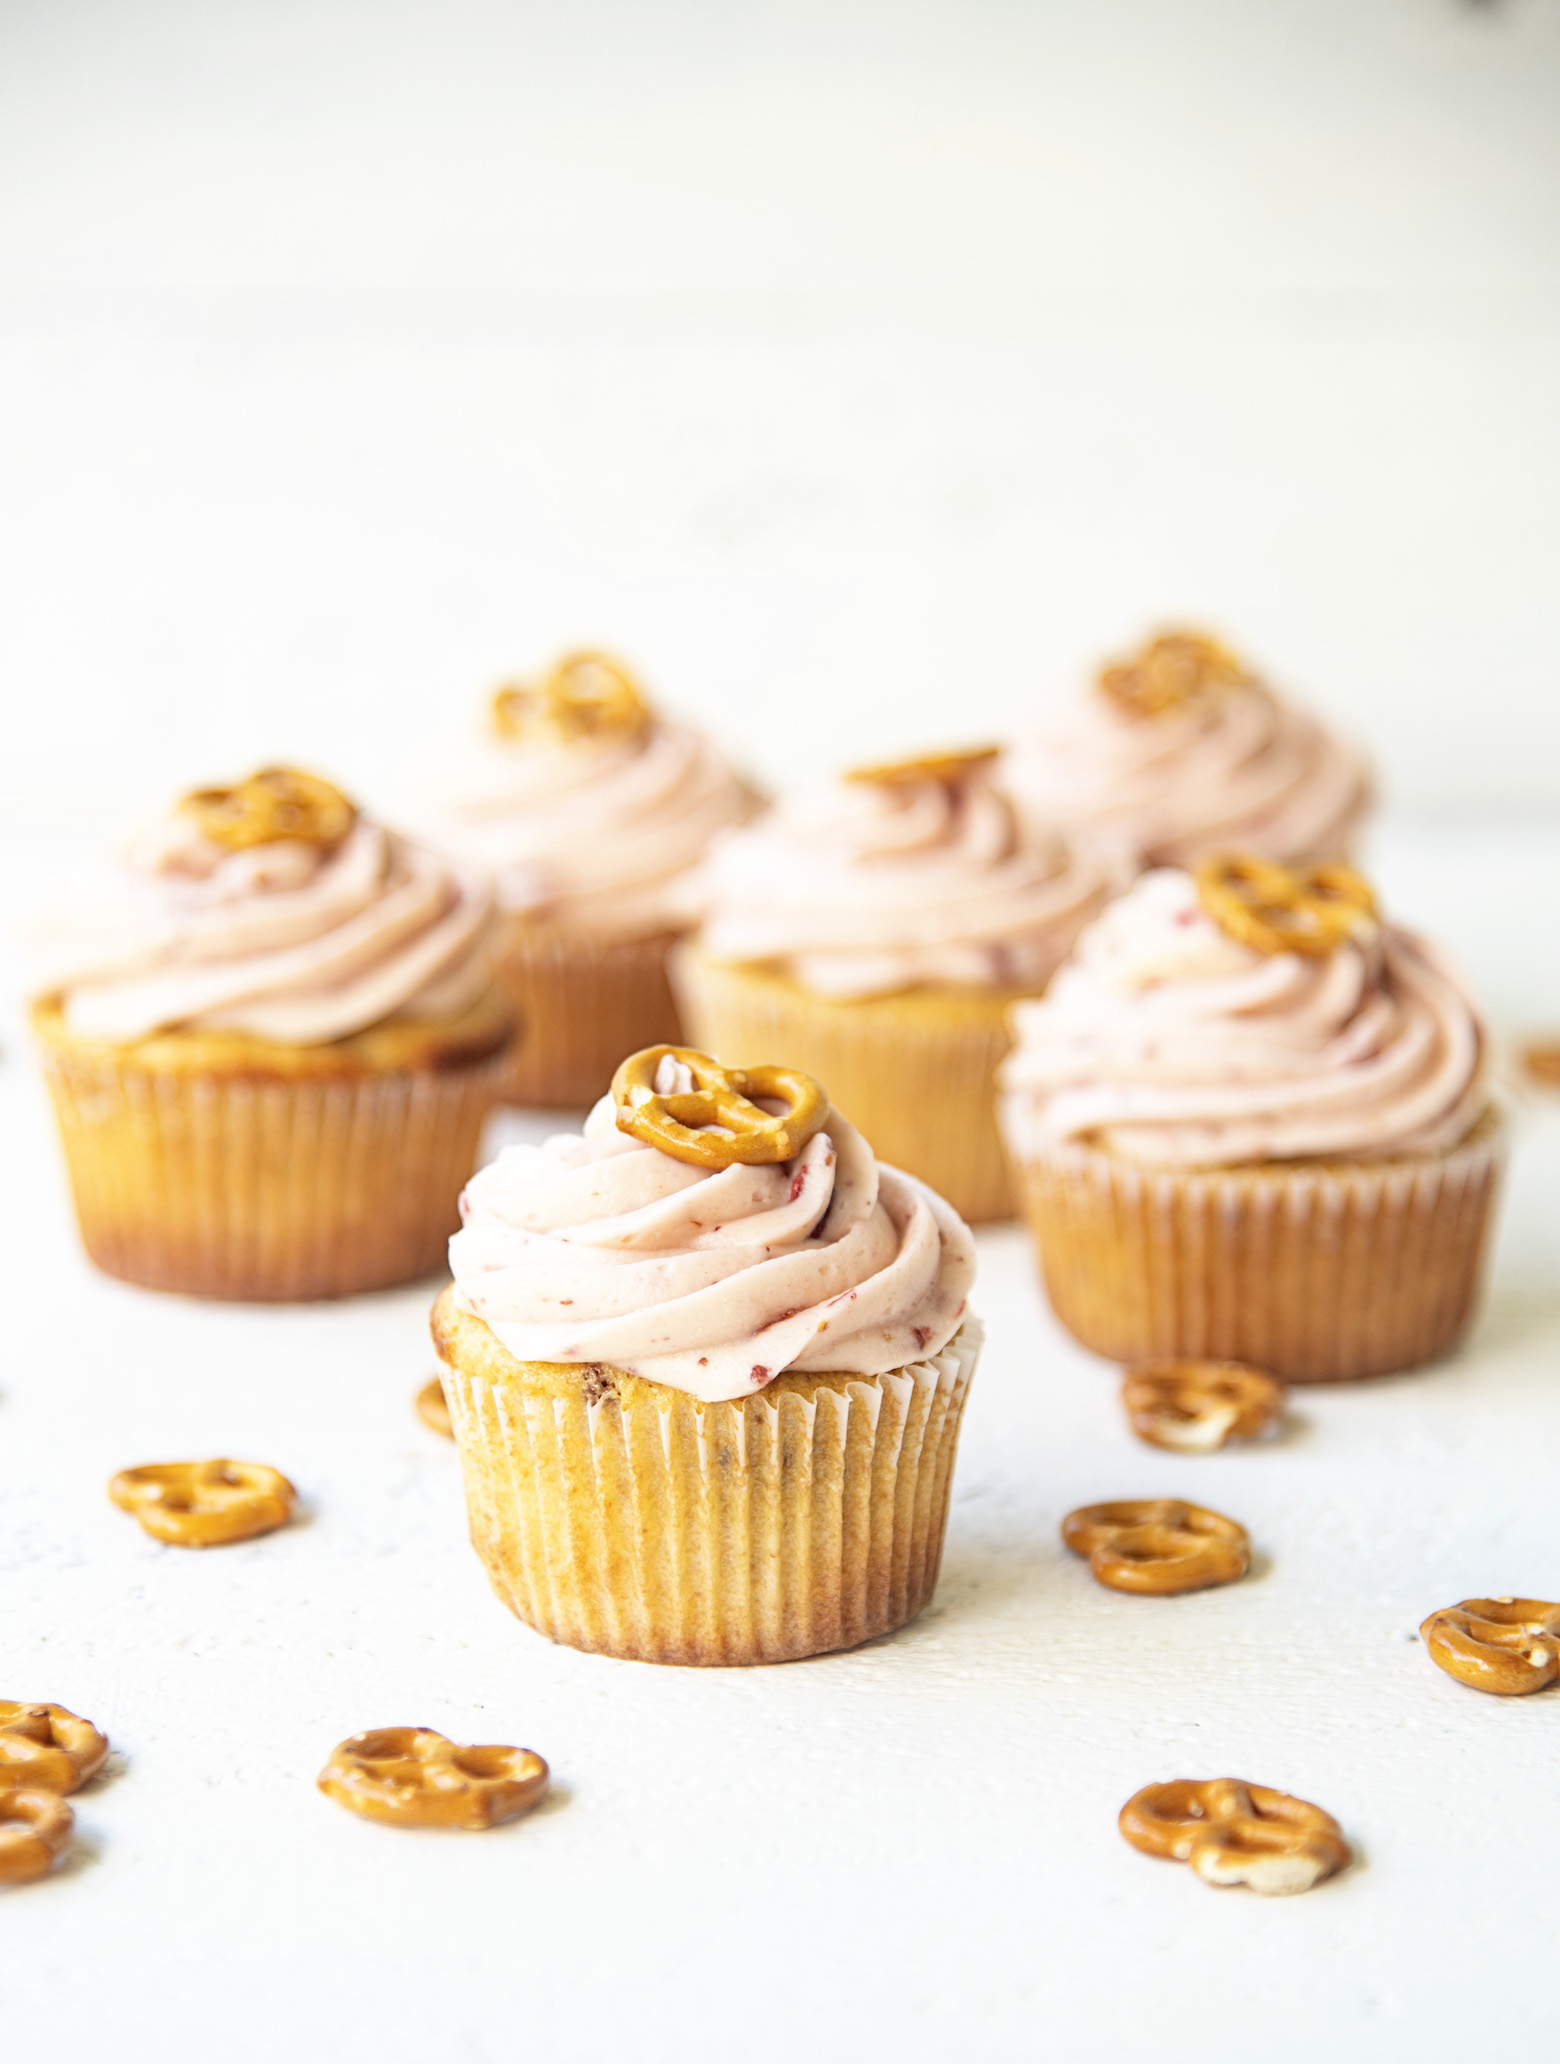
[845,745,1001,788]
[492,650,649,747]
[1521,1042,1560,1089]
[1196,853,1376,958]
[1120,1778,1350,1896]
[1062,1499,1250,1595]
[109,1460,296,1547]
[0,1788,74,1888]
[0,1705,109,1795]
[1420,1598,1560,1696]
[318,1728,549,1831]
[1123,1361,1286,1453]
[1098,630,1250,720]
[612,1045,829,1171]
[182,766,356,852]
[416,1375,454,1439]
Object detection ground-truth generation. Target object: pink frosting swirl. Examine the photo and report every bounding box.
[695,763,1115,999]
[31,810,493,1045]
[449,1072,977,1404]
[999,869,1487,1167]
[1005,663,1370,871]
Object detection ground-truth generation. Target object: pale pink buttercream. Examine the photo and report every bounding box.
[32,811,493,1044]
[998,868,1486,1167]
[449,1062,977,1404]
[695,764,1115,999]
[1005,666,1370,872]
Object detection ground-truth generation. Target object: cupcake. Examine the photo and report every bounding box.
[29,766,512,1300]
[998,857,1502,1382]
[412,650,756,1107]
[1005,629,1371,873]
[674,749,1115,1222]
[432,1043,980,1665]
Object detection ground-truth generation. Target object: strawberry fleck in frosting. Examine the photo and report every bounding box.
[999,868,1487,1168]
[449,1057,977,1403]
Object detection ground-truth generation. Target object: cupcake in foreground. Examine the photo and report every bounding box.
[29,767,511,1300]
[673,748,1115,1222]
[432,1043,980,1665]
[999,857,1501,1381]
[412,650,756,1107]
[1005,629,1371,873]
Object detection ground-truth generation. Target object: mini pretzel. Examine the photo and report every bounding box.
[845,745,1001,788]
[1120,1778,1350,1896]
[182,766,356,852]
[1420,1598,1560,1696]
[416,1375,454,1439]
[0,1704,109,1795]
[1196,853,1376,958]
[1098,630,1250,719]
[318,1728,549,1831]
[109,1460,296,1547]
[492,650,649,746]
[1061,1499,1250,1595]
[0,1788,74,1888]
[612,1045,829,1171]
[1521,1042,1560,1089]
[1123,1361,1286,1453]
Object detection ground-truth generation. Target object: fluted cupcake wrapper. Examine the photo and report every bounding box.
[39,1048,505,1301]
[1002,1113,1503,1382]
[441,1318,981,1666]
[673,946,1021,1223]
[493,919,686,1108]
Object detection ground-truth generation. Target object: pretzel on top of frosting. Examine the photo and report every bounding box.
[612,1044,829,1171]
[844,745,1001,789]
[1097,630,1251,720]
[491,650,650,747]
[181,767,357,852]
[1195,853,1376,958]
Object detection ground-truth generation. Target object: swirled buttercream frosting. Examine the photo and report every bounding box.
[1005,632,1370,871]
[695,759,1115,999]
[31,795,494,1045]
[999,868,1487,1167]
[448,1071,977,1404]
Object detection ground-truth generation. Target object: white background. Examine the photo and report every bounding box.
[3,5,1560,2061]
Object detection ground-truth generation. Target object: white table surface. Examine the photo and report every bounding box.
[3,821,1559,2064]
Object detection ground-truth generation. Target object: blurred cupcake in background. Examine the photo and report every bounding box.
[674,748,1115,1222]
[411,650,757,1107]
[28,766,511,1300]
[998,856,1501,1382]
[1004,629,1371,874]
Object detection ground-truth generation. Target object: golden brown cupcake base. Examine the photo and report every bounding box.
[34,994,511,1301]
[492,918,685,1108]
[1008,1110,1503,1382]
[673,946,1031,1223]
[431,1288,979,1666]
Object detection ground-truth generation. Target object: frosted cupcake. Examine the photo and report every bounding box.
[30,767,511,1300]
[673,749,1114,1222]
[413,651,756,1107]
[1005,629,1371,873]
[432,1044,980,1665]
[999,857,1502,1381]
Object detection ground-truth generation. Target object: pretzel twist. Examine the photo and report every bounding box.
[1098,630,1250,719]
[1122,1361,1286,1453]
[845,745,1000,788]
[1420,1598,1560,1696]
[492,650,649,746]
[0,1704,109,1795]
[182,766,357,852]
[1120,1778,1350,1895]
[0,1788,74,1888]
[612,1045,829,1171]
[416,1375,454,1440]
[1061,1498,1250,1595]
[318,1728,549,1830]
[1196,853,1376,958]
[109,1460,296,1547]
